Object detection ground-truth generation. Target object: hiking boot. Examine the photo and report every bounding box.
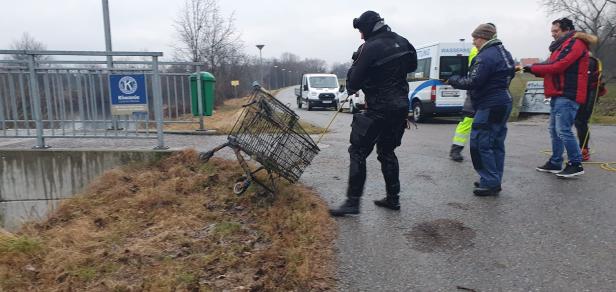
[536,161,563,173]
[555,162,584,178]
[329,197,360,217]
[373,194,400,210]
[473,186,501,196]
[582,148,590,161]
[450,145,464,162]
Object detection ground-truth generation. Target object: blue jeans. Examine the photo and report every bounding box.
[470,103,512,188]
[549,98,582,165]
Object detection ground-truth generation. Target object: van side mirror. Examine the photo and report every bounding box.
[303,84,308,91]
[339,85,345,93]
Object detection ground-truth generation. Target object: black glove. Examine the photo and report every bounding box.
[523,66,532,73]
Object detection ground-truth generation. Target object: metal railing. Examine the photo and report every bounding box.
[0,50,207,149]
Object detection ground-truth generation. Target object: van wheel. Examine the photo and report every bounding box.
[307,102,313,111]
[297,97,303,109]
[412,101,426,123]
[350,101,359,114]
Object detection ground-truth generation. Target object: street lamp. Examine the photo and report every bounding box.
[281,68,286,87]
[273,65,279,88]
[256,44,265,86]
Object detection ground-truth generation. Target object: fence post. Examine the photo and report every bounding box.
[196,65,205,131]
[151,56,168,149]
[27,54,49,149]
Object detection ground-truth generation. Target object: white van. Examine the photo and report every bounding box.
[408,42,472,122]
[337,89,366,113]
[295,74,340,111]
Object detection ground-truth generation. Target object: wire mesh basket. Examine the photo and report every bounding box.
[200,85,320,194]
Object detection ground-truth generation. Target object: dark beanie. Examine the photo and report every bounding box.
[472,23,497,40]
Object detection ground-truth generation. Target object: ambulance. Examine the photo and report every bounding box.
[408,42,473,122]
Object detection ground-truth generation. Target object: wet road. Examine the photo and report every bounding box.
[277,87,616,291]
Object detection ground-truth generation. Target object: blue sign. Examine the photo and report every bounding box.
[109,74,148,115]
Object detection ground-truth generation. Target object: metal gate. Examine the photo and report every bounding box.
[0,50,207,149]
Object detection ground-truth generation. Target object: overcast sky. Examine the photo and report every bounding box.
[0,0,559,65]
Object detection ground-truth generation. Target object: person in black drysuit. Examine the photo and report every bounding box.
[330,11,417,216]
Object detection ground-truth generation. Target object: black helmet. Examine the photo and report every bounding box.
[353,11,383,34]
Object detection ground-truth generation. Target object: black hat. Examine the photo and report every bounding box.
[353,11,383,33]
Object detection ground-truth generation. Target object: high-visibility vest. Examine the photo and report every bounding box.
[468,46,478,66]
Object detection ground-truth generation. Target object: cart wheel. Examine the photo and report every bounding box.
[199,151,214,162]
[233,180,251,195]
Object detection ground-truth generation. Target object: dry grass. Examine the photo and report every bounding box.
[591,83,616,124]
[0,150,336,291]
[164,94,327,135]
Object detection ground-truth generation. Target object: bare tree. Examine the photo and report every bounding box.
[173,0,216,63]
[174,0,245,102]
[174,0,242,70]
[541,0,616,55]
[331,62,352,79]
[8,32,52,62]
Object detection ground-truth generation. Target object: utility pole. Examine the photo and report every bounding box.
[102,0,113,69]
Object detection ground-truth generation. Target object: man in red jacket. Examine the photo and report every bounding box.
[524,18,597,178]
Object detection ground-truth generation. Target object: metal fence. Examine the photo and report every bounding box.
[0,50,207,149]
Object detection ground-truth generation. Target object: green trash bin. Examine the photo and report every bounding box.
[190,72,216,116]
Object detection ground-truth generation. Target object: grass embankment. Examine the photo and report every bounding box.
[0,150,336,291]
[165,92,327,135]
[508,73,542,121]
[590,83,616,124]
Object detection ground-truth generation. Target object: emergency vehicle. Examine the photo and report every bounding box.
[408,42,473,122]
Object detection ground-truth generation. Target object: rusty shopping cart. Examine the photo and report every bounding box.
[199,85,320,195]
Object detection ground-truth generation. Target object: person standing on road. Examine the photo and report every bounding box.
[448,23,515,196]
[574,55,607,161]
[524,18,597,177]
[449,46,478,162]
[449,24,497,162]
[329,10,417,216]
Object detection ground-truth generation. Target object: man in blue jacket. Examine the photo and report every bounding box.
[448,24,516,196]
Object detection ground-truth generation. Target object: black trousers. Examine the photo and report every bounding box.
[575,90,596,149]
[346,108,408,198]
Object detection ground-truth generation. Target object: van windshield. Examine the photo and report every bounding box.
[439,56,469,80]
[309,76,338,88]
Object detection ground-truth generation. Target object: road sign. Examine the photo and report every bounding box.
[109,74,148,115]
[231,80,240,86]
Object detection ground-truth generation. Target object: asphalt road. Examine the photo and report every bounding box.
[277,87,616,292]
[2,87,616,291]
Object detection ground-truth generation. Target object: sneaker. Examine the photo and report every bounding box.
[555,162,584,178]
[582,148,590,161]
[536,161,563,173]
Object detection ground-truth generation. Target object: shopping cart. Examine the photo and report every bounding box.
[199,85,320,195]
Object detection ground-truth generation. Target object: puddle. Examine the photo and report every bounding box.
[405,219,476,253]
